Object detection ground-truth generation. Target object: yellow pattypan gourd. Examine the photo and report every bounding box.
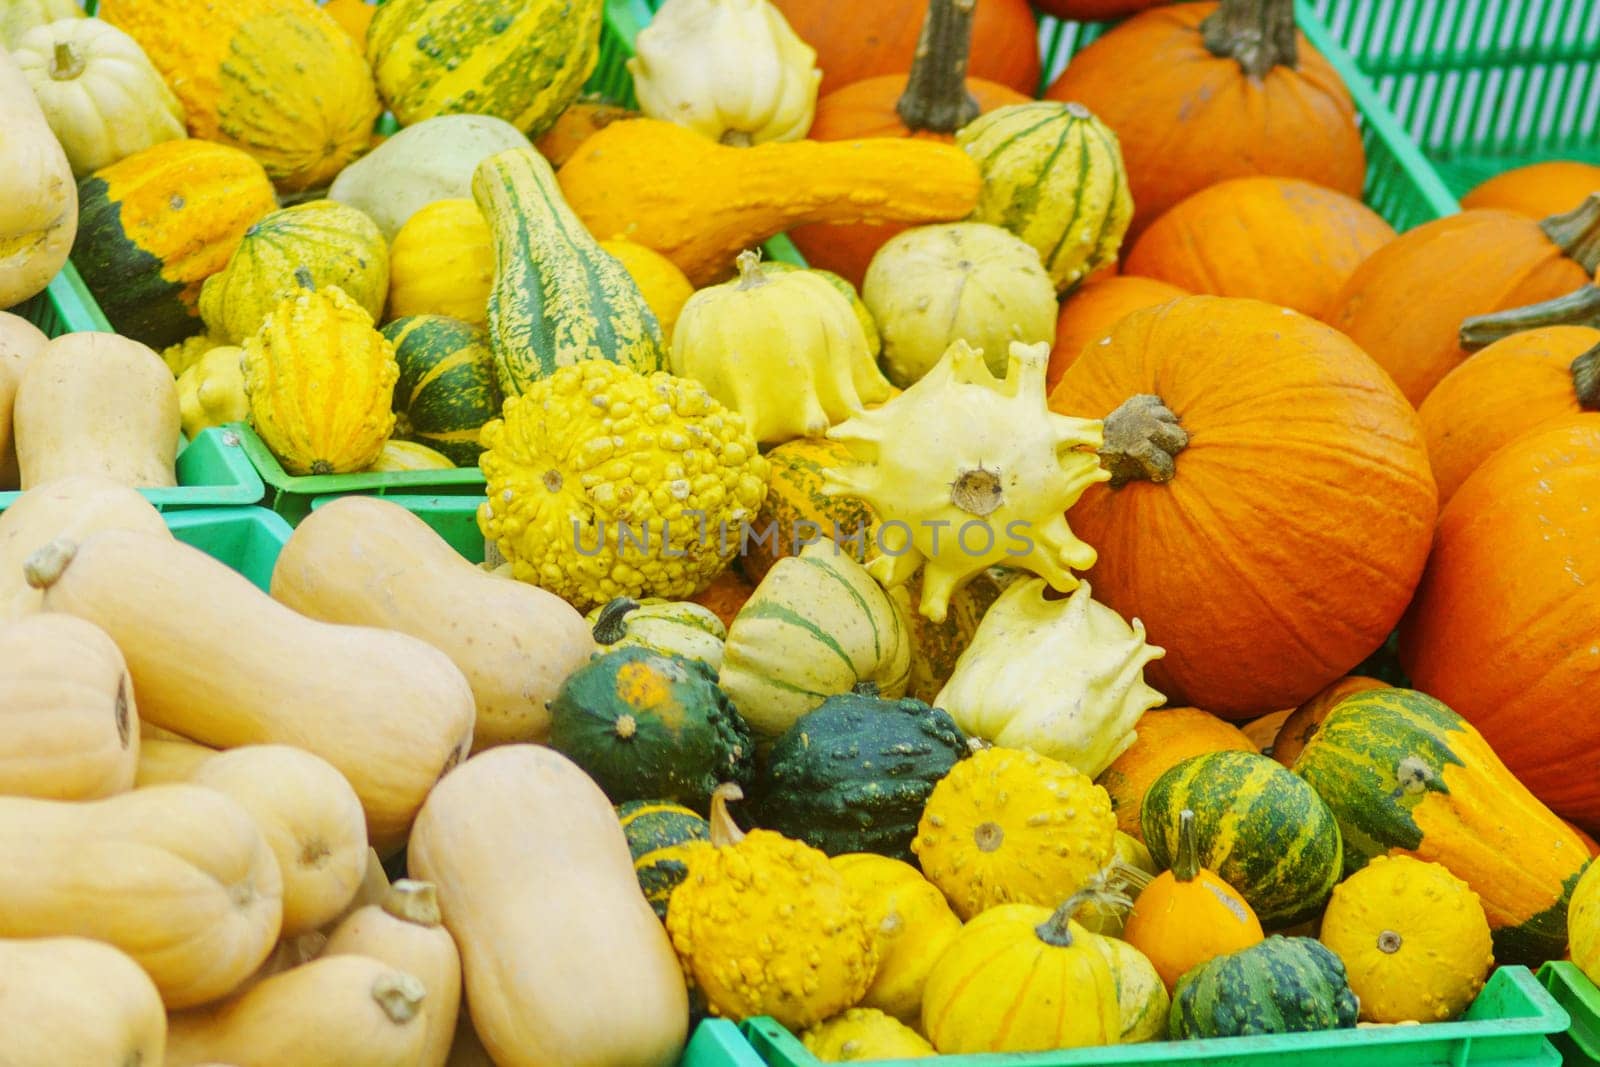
[800,1007,934,1061]
[176,344,248,439]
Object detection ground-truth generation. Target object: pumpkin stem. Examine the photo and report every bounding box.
[708,783,747,848]
[49,41,85,80]
[1574,345,1600,411]
[1034,889,1102,948]
[382,880,442,927]
[370,972,426,1024]
[1459,284,1600,351]
[735,249,769,291]
[896,0,981,134]
[22,538,78,590]
[1201,0,1298,78]
[1173,808,1202,882]
[1540,192,1600,275]
[592,597,641,644]
[1099,394,1189,488]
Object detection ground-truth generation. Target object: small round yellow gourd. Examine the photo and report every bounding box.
[1320,854,1493,1023]
[800,1008,934,1061]
[1571,857,1600,984]
[388,199,493,326]
[830,853,961,1023]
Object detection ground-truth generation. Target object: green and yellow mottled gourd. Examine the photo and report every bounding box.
[588,597,727,671]
[472,146,666,397]
[380,315,501,466]
[1094,933,1170,1043]
[617,800,711,921]
[741,437,879,584]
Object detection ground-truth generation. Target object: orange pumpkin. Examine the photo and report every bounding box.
[1400,415,1600,830]
[1096,707,1255,840]
[1418,326,1600,508]
[1123,177,1394,319]
[1268,675,1385,769]
[690,569,755,630]
[1047,276,1189,392]
[1044,0,1365,238]
[1567,820,1600,860]
[1461,161,1600,219]
[1034,0,1165,17]
[1240,709,1291,755]
[1324,202,1600,405]
[1050,296,1437,719]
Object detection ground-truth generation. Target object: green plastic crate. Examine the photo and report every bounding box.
[1311,0,1600,203]
[6,261,114,336]
[1537,962,1600,1065]
[740,966,1567,1067]
[165,506,293,591]
[0,426,265,513]
[683,1020,770,1067]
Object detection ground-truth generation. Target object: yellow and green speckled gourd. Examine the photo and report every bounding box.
[800,1008,934,1060]
[243,284,398,476]
[97,0,379,192]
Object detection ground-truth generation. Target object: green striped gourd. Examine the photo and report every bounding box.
[471,146,667,397]
[1170,937,1359,1039]
[955,101,1133,292]
[1292,687,1590,966]
[587,598,726,672]
[381,315,502,466]
[616,800,711,920]
[1143,750,1342,929]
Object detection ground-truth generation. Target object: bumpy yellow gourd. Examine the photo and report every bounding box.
[666,784,876,1030]
[243,285,398,475]
[831,853,962,1023]
[912,746,1116,921]
[824,338,1106,623]
[800,1008,934,1061]
[176,345,247,439]
[672,250,892,446]
[935,577,1166,777]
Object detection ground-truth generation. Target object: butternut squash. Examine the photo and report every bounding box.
[0,48,76,307]
[271,496,596,750]
[13,332,179,490]
[0,312,49,490]
[0,936,166,1066]
[324,846,394,934]
[408,745,689,1067]
[0,612,137,799]
[135,735,219,786]
[25,529,476,853]
[0,783,282,1008]
[556,118,982,285]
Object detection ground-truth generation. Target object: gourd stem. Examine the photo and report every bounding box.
[1540,192,1600,275]
[1459,285,1600,351]
[896,0,981,134]
[851,680,882,697]
[370,973,426,1024]
[708,783,747,848]
[22,538,77,590]
[1173,809,1201,882]
[1574,345,1600,411]
[1035,889,1099,948]
[49,41,85,80]
[1201,0,1298,78]
[735,249,769,291]
[591,597,641,644]
[382,880,441,928]
[1099,394,1189,488]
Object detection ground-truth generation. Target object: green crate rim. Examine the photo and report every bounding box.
[227,422,486,494]
[1537,961,1600,1066]
[0,426,265,512]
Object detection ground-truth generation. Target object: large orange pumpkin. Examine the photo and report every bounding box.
[1268,674,1385,768]
[1034,0,1165,18]
[1401,416,1600,829]
[1047,275,1188,392]
[1461,161,1600,219]
[1123,177,1394,319]
[1419,326,1600,507]
[1096,707,1256,840]
[1323,201,1600,405]
[1044,0,1365,238]
[1050,296,1437,718]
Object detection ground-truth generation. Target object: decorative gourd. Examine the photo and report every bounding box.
[753,688,968,861]
[14,331,178,490]
[0,47,76,307]
[618,800,712,920]
[1125,177,1395,318]
[921,896,1121,1054]
[476,359,768,609]
[588,597,726,670]
[1170,937,1359,1038]
[1269,675,1385,769]
[0,612,137,800]
[473,146,666,395]
[134,735,216,787]
[1462,161,1600,218]
[1320,855,1493,1023]
[98,0,379,191]
[1571,859,1600,983]
[322,0,374,42]
[201,201,390,344]
[1049,295,1438,716]
[1323,200,1600,404]
[1123,809,1266,990]
[381,315,501,466]
[825,339,1105,622]
[831,854,961,1024]
[388,200,495,326]
[717,540,911,740]
[902,567,1010,705]
[1095,934,1171,1044]
[599,237,696,344]
[556,118,983,287]
[1047,276,1188,391]
[862,223,1056,385]
[177,344,247,439]
[1,0,80,49]
[547,647,755,811]
[800,1009,934,1060]
[1097,706,1257,839]
[1144,750,1342,927]
[159,331,227,378]
[934,577,1166,777]
[1243,709,1292,756]
[367,0,600,136]
[913,746,1116,920]
[741,437,878,584]
[671,250,892,444]
[0,937,165,1065]
[1045,0,1366,237]
[368,439,454,472]
[535,100,639,167]
[667,783,876,1029]
[0,784,281,1008]
[410,745,689,1065]
[27,529,475,853]
[14,17,183,179]
[956,102,1134,292]
[243,285,398,476]
[1291,687,1591,966]
[762,261,882,358]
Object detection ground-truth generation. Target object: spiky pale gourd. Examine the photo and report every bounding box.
[800,1008,934,1060]
[955,101,1133,292]
[824,338,1106,623]
[243,285,398,476]
[671,251,893,445]
[630,0,820,146]
[476,359,768,611]
[666,784,877,1029]
[935,577,1165,777]
[588,597,727,671]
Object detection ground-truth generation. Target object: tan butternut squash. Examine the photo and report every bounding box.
[0,936,166,1066]
[271,496,596,750]
[0,312,49,489]
[0,783,282,1008]
[25,529,475,853]
[135,735,219,786]
[0,612,137,799]
[165,954,429,1067]
[324,880,462,1067]
[13,332,179,490]
[0,48,76,307]
[324,846,393,934]
[408,745,689,1067]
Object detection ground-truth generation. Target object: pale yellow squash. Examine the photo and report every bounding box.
[0,47,76,307]
[0,312,49,489]
[830,853,962,1024]
[134,735,218,786]
[0,936,166,1066]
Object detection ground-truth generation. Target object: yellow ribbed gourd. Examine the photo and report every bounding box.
[800,1008,934,1061]
[388,199,494,326]
[368,440,456,472]
[243,285,398,476]
[176,345,247,439]
[830,854,961,1024]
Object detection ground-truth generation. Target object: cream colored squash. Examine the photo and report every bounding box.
[324,847,393,934]
[0,936,165,1066]
[1,0,82,49]
[133,737,216,786]
[0,312,49,489]
[0,47,76,307]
